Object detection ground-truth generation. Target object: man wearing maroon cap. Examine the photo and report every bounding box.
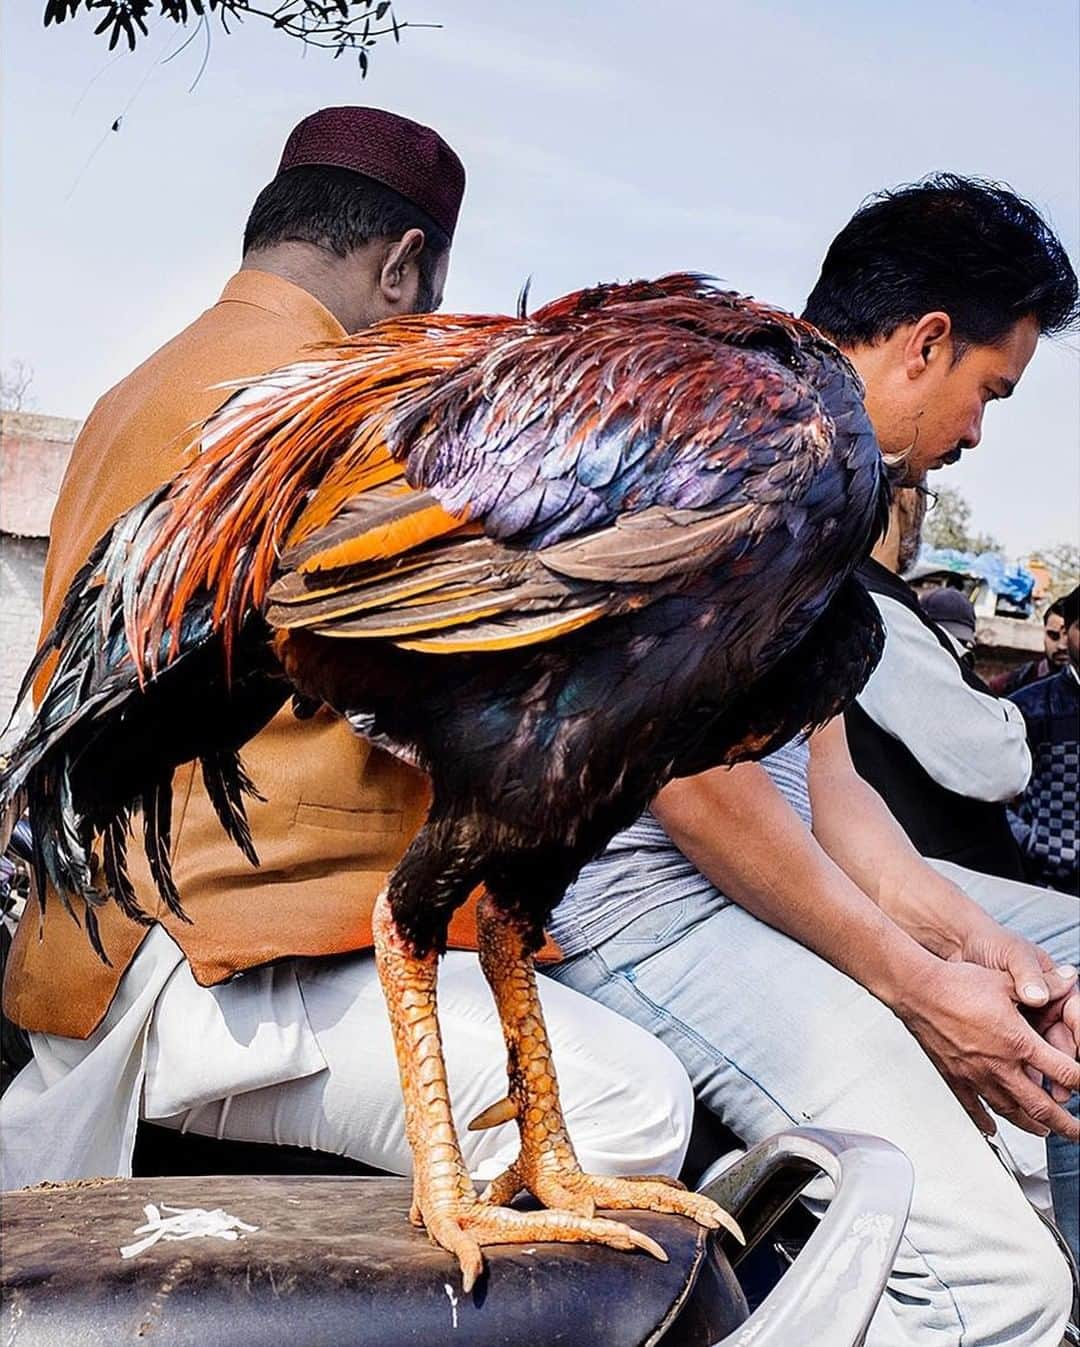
[240,104,465,328]
[2,108,694,1192]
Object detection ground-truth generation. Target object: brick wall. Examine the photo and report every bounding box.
[0,412,80,729]
[0,535,48,729]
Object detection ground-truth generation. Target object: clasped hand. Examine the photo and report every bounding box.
[899,923,1079,1139]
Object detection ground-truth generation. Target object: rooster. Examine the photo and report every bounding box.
[1,274,887,1288]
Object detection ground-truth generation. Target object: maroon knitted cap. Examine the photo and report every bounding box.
[277,106,465,239]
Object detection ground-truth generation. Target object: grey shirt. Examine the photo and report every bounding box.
[548,737,813,956]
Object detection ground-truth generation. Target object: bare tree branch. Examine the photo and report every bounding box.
[0,361,35,414]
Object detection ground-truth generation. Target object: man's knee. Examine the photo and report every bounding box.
[632,1030,696,1167]
[567,1022,694,1177]
[539,976,694,1179]
[1018,1214,1075,1342]
[964,1202,1074,1345]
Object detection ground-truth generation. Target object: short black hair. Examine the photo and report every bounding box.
[1044,595,1066,625]
[243,165,450,311]
[803,174,1078,352]
[1061,585,1080,630]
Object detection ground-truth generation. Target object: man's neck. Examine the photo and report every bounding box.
[239,242,372,333]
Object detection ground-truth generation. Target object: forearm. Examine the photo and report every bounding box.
[654,764,937,1008]
[808,731,1000,959]
[655,759,1080,1140]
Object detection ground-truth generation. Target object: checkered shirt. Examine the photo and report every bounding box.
[1009,666,1079,895]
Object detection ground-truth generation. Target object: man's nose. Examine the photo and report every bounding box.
[959,413,983,452]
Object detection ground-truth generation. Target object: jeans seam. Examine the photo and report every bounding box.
[600,959,803,1130]
[605,901,728,970]
[552,896,706,958]
[890,1234,967,1343]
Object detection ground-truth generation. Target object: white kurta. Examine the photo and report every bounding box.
[1,926,695,1191]
[0,925,325,1189]
[1,378,696,1192]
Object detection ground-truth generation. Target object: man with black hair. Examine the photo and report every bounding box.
[990,597,1073,696]
[802,173,1076,481]
[551,176,1080,1346]
[1,108,696,1198]
[1010,586,1080,895]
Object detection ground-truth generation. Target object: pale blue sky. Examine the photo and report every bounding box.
[3,1,1077,556]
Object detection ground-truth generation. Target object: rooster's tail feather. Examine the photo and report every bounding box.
[0,502,286,954]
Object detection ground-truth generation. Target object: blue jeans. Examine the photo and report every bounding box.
[549,860,1077,1347]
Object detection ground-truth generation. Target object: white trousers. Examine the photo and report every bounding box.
[147,947,696,1184]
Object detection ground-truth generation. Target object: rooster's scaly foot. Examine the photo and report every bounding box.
[423,1197,667,1294]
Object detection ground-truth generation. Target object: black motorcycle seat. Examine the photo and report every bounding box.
[2,1173,746,1346]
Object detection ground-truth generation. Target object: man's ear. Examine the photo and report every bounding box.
[902,311,953,380]
[378,228,426,305]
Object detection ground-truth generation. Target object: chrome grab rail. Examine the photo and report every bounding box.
[698,1127,914,1347]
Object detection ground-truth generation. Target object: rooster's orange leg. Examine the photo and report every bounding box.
[471,892,743,1241]
[372,890,671,1292]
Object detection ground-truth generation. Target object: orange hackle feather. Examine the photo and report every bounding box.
[126,313,507,679]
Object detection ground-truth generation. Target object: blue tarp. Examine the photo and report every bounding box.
[918,548,1036,605]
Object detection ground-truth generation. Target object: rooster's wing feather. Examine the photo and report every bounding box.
[0,275,885,943]
[261,289,847,657]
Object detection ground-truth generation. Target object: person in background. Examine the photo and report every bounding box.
[846,478,1031,880]
[919,585,978,668]
[989,596,1072,695]
[1009,586,1080,896]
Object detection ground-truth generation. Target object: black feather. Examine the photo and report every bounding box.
[200,750,263,869]
[102,814,150,926]
[140,778,188,923]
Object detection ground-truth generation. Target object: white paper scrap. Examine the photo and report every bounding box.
[120,1203,259,1259]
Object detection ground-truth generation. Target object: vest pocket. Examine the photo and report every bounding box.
[294,802,404,834]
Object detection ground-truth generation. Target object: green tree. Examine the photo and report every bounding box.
[922,489,1077,602]
[42,2,433,70]
[921,486,1002,555]
[915,487,1001,554]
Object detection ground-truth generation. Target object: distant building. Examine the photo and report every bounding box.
[973,614,1044,684]
[905,554,1051,683]
[1,412,79,727]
